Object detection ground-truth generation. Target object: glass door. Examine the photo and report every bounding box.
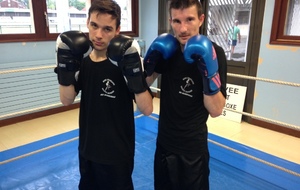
[206,0,252,61]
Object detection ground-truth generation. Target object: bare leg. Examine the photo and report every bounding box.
[231,46,235,55]
[228,45,233,60]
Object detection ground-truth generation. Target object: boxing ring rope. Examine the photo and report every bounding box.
[0,65,56,75]
[0,65,78,120]
[3,66,298,87]
[150,87,300,131]
[208,138,300,177]
[1,113,299,179]
[0,137,79,165]
[1,65,300,131]
[227,73,300,87]
[0,99,80,120]
[1,66,300,181]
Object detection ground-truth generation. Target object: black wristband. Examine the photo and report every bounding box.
[126,74,148,94]
[55,68,77,86]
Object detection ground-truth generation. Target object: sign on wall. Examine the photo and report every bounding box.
[220,83,247,123]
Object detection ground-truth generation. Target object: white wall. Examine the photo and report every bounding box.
[139,0,159,51]
[253,0,300,127]
[139,0,159,92]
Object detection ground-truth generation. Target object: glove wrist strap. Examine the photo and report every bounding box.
[56,69,78,86]
[202,72,221,95]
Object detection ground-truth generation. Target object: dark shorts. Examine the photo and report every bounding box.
[154,144,210,190]
[78,154,134,190]
[228,40,237,46]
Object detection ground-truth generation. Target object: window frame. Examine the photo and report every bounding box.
[119,0,139,37]
[270,0,300,46]
[0,0,139,43]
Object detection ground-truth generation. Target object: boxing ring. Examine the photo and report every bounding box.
[1,65,300,189]
[0,113,299,190]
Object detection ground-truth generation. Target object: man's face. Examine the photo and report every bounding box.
[169,5,204,48]
[87,12,120,52]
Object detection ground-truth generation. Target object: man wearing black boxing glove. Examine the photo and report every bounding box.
[107,34,148,94]
[55,1,153,189]
[55,30,92,86]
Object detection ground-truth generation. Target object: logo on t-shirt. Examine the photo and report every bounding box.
[100,79,116,98]
[179,77,194,97]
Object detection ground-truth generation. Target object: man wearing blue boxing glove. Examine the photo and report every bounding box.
[144,0,227,189]
[184,34,222,96]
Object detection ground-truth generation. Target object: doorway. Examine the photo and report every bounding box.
[201,0,265,121]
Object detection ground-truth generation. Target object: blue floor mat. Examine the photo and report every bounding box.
[0,113,299,190]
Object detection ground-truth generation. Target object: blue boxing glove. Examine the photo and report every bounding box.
[184,35,221,95]
[143,33,178,76]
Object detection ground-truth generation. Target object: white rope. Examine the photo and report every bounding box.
[1,65,300,88]
[1,115,299,179]
[224,108,300,131]
[1,65,299,88]
[0,66,298,130]
[227,73,300,87]
[0,137,78,165]
[0,114,147,165]
[1,67,299,178]
[208,139,300,177]
[150,89,299,130]
[0,98,80,120]
[150,86,161,92]
[0,65,56,75]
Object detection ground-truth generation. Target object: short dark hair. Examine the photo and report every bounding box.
[169,0,203,18]
[88,0,121,28]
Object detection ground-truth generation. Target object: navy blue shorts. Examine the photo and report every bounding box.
[228,40,237,46]
[78,154,134,190]
[154,144,210,190]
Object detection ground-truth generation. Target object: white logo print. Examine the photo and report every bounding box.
[179,77,194,97]
[100,79,116,98]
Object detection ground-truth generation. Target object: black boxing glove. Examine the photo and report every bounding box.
[107,34,148,94]
[55,30,92,86]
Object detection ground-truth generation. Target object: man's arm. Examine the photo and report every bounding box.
[55,31,92,106]
[184,35,227,118]
[146,72,160,86]
[59,85,77,106]
[135,90,153,116]
[204,42,227,117]
[204,92,225,117]
[107,35,154,116]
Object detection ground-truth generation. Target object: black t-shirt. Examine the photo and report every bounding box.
[155,42,227,155]
[76,56,135,164]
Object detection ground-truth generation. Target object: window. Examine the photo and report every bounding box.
[206,0,253,62]
[0,0,35,34]
[0,0,139,43]
[270,0,300,46]
[46,0,90,34]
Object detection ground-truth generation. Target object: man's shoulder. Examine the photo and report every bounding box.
[211,41,227,62]
[212,41,224,52]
